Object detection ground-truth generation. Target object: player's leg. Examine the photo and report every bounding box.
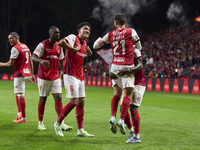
[14,93,22,121]
[120,91,134,142]
[76,80,93,137]
[130,104,141,143]
[53,74,77,137]
[52,78,72,131]
[38,96,47,130]
[37,78,51,130]
[13,77,28,123]
[109,84,122,134]
[128,85,145,143]
[117,75,134,135]
[117,87,132,135]
[124,112,134,143]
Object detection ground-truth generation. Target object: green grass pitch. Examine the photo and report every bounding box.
[0,80,199,150]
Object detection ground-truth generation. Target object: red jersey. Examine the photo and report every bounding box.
[63,34,86,80]
[134,48,146,86]
[33,39,64,80]
[102,28,140,66]
[135,68,146,86]
[10,43,31,77]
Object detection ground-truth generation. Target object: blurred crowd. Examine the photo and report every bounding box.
[142,20,200,78]
[83,57,110,77]
[84,20,200,78]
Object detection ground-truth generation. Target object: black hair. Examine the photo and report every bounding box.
[9,32,20,38]
[114,13,127,25]
[77,22,91,31]
[49,26,58,33]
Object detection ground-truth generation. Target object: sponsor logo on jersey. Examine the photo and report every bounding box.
[47,55,59,59]
[113,57,125,62]
[23,68,30,74]
[76,52,85,57]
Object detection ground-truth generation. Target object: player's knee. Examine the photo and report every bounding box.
[130,104,138,111]
[53,93,62,101]
[70,98,78,105]
[40,96,47,103]
[78,97,85,105]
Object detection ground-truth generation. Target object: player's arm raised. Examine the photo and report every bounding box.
[93,33,109,49]
[58,39,80,52]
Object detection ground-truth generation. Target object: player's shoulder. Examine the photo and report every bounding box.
[67,34,76,39]
[124,28,135,32]
[15,43,29,50]
[41,39,49,45]
[64,34,76,42]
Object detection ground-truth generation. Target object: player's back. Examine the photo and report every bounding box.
[108,28,134,66]
[13,43,31,77]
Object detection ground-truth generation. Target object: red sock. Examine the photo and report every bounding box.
[55,101,63,118]
[15,96,21,113]
[131,110,140,134]
[76,105,84,129]
[124,111,132,129]
[19,97,26,118]
[120,97,130,120]
[57,102,75,124]
[111,95,120,117]
[38,101,45,121]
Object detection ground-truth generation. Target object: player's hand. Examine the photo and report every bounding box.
[86,46,92,56]
[98,37,102,40]
[30,75,36,83]
[74,45,81,52]
[0,62,2,67]
[40,60,50,67]
[117,69,129,77]
[109,72,118,79]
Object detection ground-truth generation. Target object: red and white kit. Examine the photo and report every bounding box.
[63,34,86,98]
[10,43,31,95]
[33,39,64,96]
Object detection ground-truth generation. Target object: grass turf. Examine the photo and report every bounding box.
[0,80,199,150]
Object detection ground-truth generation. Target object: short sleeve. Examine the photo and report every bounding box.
[33,43,44,57]
[64,34,76,47]
[59,48,64,60]
[10,47,19,59]
[131,29,140,43]
[134,48,141,58]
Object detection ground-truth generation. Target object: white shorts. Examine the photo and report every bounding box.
[14,77,30,96]
[63,74,85,98]
[37,78,62,97]
[110,64,135,89]
[120,85,146,107]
